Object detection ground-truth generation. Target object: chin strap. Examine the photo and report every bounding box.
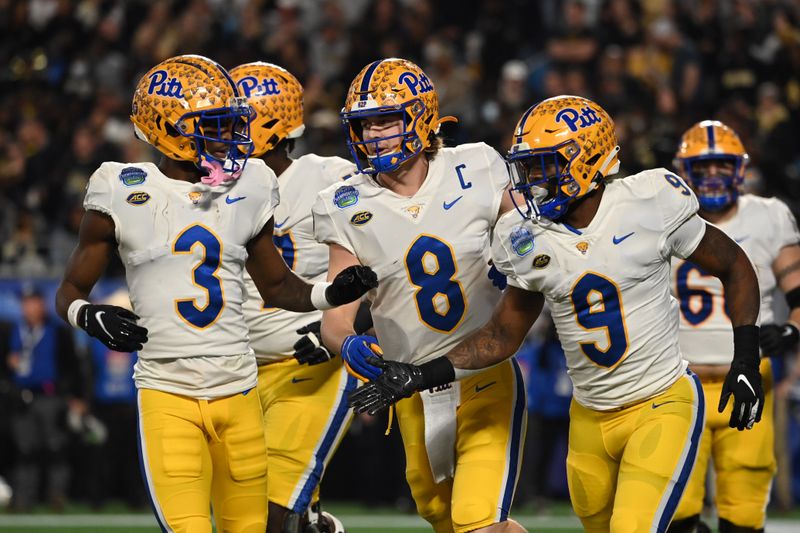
[200,157,243,186]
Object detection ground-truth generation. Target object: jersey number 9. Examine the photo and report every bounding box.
[571,272,629,367]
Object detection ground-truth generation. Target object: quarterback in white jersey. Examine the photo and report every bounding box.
[352,96,764,533]
[668,121,800,533]
[318,58,527,533]
[54,56,376,533]
[231,62,355,533]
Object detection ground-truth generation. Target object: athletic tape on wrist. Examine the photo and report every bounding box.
[67,299,90,329]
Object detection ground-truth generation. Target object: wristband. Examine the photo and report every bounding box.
[311,282,333,311]
[68,299,90,329]
[733,324,760,365]
[418,357,456,388]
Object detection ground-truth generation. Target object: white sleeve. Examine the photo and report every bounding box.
[772,199,800,251]
[490,217,533,290]
[250,168,281,241]
[312,194,356,255]
[664,214,706,259]
[483,145,511,226]
[84,163,121,241]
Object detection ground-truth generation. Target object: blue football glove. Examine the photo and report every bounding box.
[341,335,383,381]
[487,263,507,290]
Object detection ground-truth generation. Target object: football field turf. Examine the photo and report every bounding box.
[1,503,799,532]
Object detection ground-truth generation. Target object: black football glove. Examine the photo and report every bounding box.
[719,361,763,430]
[348,357,426,415]
[719,325,764,430]
[325,265,378,306]
[78,304,148,352]
[759,322,799,356]
[292,321,334,365]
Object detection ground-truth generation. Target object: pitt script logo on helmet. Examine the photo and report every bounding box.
[674,120,749,212]
[507,95,620,221]
[341,58,456,174]
[130,55,254,186]
[230,62,305,157]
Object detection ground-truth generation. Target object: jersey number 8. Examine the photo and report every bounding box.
[405,235,467,333]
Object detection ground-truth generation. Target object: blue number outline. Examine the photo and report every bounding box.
[404,234,468,333]
[173,224,225,329]
[664,173,691,196]
[570,271,630,368]
[675,260,729,325]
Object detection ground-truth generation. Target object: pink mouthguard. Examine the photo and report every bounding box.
[200,157,243,186]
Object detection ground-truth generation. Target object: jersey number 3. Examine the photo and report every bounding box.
[571,272,629,367]
[173,224,224,329]
[405,235,467,333]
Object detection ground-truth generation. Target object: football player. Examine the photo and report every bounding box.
[313,58,527,533]
[230,62,353,533]
[350,96,765,533]
[667,121,800,533]
[54,55,376,533]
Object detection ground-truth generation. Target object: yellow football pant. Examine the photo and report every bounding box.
[395,358,527,533]
[137,388,268,533]
[673,359,775,528]
[567,372,705,533]
[256,356,356,512]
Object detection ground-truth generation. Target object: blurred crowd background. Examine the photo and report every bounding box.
[1,0,800,516]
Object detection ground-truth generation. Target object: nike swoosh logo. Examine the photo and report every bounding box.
[225,195,246,204]
[737,374,755,396]
[291,377,313,384]
[274,216,290,228]
[652,400,678,409]
[734,236,749,243]
[443,196,463,210]
[612,231,635,245]
[95,311,112,338]
[475,381,497,393]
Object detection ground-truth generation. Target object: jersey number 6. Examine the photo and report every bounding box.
[173,224,224,329]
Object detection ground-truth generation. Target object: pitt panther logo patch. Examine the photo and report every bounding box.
[236,76,281,97]
[147,70,184,98]
[398,71,433,96]
[555,106,602,132]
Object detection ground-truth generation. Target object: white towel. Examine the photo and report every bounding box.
[420,381,460,483]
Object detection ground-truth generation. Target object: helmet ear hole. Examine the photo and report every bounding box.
[165,122,181,138]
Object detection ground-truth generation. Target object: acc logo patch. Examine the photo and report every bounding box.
[350,211,373,226]
[120,167,147,186]
[334,185,359,209]
[510,226,534,256]
[126,192,150,205]
[532,254,550,269]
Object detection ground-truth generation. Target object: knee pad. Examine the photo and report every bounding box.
[718,518,763,533]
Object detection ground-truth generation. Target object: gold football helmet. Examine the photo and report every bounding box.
[507,95,620,220]
[674,120,749,212]
[229,62,304,157]
[341,58,455,174]
[130,54,253,177]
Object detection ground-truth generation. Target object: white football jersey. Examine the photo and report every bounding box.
[83,160,279,398]
[671,194,800,365]
[492,168,705,411]
[242,154,356,363]
[313,143,509,364]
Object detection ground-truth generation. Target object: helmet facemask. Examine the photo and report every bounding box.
[508,140,583,221]
[679,154,745,212]
[342,99,427,174]
[174,96,254,185]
